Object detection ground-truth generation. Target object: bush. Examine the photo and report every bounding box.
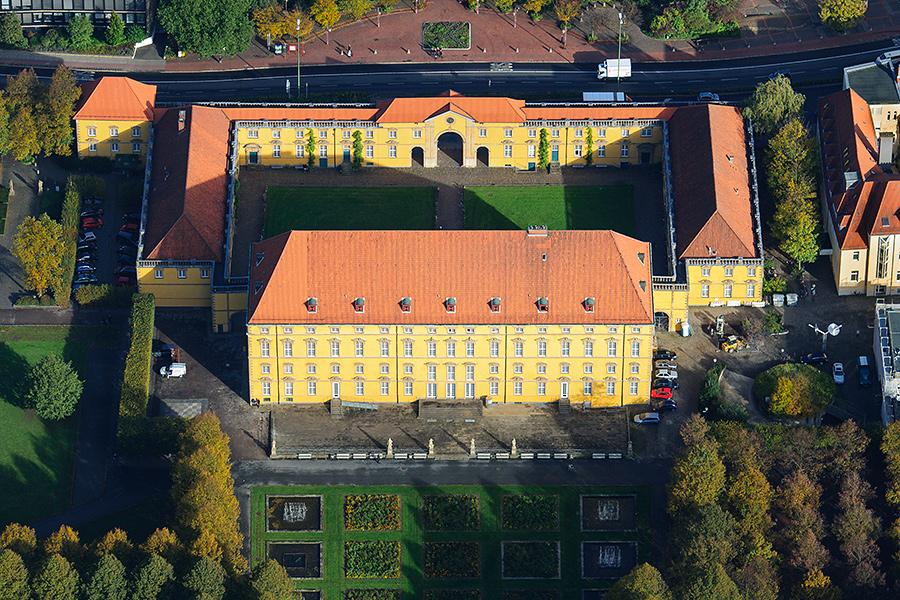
[699,363,725,413]
[344,541,401,578]
[502,541,559,578]
[124,25,146,44]
[763,276,788,294]
[753,362,835,419]
[52,154,114,174]
[117,294,155,455]
[25,353,83,420]
[74,284,136,307]
[345,591,400,600]
[424,542,480,578]
[423,495,479,531]
[14,295,55,306]
[501,495,558,530]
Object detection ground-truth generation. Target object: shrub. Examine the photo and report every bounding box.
[125,25,146,44]
[501,495,558,530]
[424,541,480,578]
[753,362,835,419]
[54,175,104,306]
[423,495,479,531]
[345,591,401,600]
[344,541,401,578]
[502,541,559,578]
[699,363,725,414]
[344,495,401,531]
[74,284,136,307]
[117,293,155,454]
[425,591,480,600]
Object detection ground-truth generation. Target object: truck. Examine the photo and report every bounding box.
[598,59,632,80]
[582,92,631,102]
[160,363,187,378]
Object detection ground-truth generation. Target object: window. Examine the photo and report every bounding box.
[307,381,316,395]
[330,364,339,375]
[260,341,269,357]
[404,342,413,357]
[404,364,413,375]
[132,127,141,137]
[389,146,397,158]
[538,381,546,395]
[562,327,570,333]
[319,130,328,139]
[262,381,271,396]
[319,145,327,158]
[585,341,593,357]
[111,142,119,152]
[538,364,546,374]
[248,129,260,140]
[631,341,640,357]
[608,327,617,334]
[504,145,512,158]
[404,327,413,334]
[356,381,365,396]
[598,128,606,137]
[428,342,436,358]
[551,129,560,138]
[598,145,605,158]
[702,267,710,277]
[366,130,374,139]
[283,341,293,357]
[272,145,281,158]
[620,144,629,158]
[355,341,364,357]
[130,142,141,153]
[748,267,756,277]
[514,364,523,374]
[850,271,859,282]
[261,364,270,374]
[630,364,639,374]
[365,145,373,158]
[514,382,522,395]
[466,342,475,357]
[853,251,860,261]
[155,269,163,279]
[331,341,340,357]
[630,381,639,395]
[584,381,593,395]
[200,269,210,279]
[504,128,513,138]
[87,126,97,137]
[331,327,340,333]
[528,145,536,158]
[724,284,732,298]
[641,127,652,137]
[381,381,389,396]
[271,129,281,139]
[176,269,187,279]
[413,129,422,138]
[584,364,593,374]
[490,382,499,395]
[446,383,456,398]
[606,381,615,395]
[574,145,582,157]
[308,364,316,374]
[607,363,615,374]
[465,383,475,398]
[621,128,629,136]
[479,128,487,137]
[341,130,350,139]
[575,129,583,137]
[405,381,413,396]
[307,341,316,357]
[466,365,474,381]
[388,130,397,139]
[296,144,304,157]
[428,366,436,381]
[380,364,389,375]
[701,284,710,298]
[747,283,756,298]
[427,383,437,398]
[447,365,456,381]
[491,341,499,357]
[538,341,547,357]
[110,126,118,137]
[561,341,570,357]
[285,382,293,397]
[724,266,733,277]
[89,143,97,152]
[446,342,456,357]
[607,341,617,357]
[380,341,389,357]
[528,129,536,138]
[561,364,569,374]
[515,342,523,357]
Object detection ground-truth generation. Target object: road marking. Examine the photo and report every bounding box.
[655,80,672,84]
[721,78,738,82]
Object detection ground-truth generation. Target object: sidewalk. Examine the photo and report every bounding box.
[0,0,897,75]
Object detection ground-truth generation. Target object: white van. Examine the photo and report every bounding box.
[160,363,187,378]
[858,356,871,387]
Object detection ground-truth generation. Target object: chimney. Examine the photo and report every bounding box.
[178,109,186,132]
[527,225,548,237]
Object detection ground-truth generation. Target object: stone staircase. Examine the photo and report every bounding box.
[558,397,571,417]
[549,161,561,174]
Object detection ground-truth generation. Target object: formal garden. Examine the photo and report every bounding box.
[251,484,650,598]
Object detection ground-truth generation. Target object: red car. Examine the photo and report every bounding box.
[120,223,139,234]
[116,275,137,287]
[81,217,103,230]
[650,387,673,400]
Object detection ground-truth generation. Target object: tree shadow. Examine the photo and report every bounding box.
[0,342,32,408]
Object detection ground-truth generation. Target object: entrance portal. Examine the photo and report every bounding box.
[411,147,424,167]
[437,131,464,167]
[654,312,670,331]
[476,147,489,167]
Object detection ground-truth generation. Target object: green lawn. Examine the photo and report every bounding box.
[0,326,116,527]
[252,484,651,599]
[464,186,636,235]
[264,186,435,237]
[39,188,64,222]
[76,496,171,546]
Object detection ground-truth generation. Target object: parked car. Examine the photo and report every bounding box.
[76,252,95,262]
[122,212,140,222]
[75,264,96,273]
[160,363,187,378]
[76,244,97,254]
[118,257,136,267]
[655,369,678,379]
[78,231,97,243]
[118,249,138,261]
[653,378,679,390]
[651,399,677,412]
[117,231,138,244]
[120,223,139,234]
[833,362,845,384]
[116,275,137,287]
[81,217,103,229]
[800,353,828,365]
[84,197,103,207]
[650,387,673,400]
[654,360,677,370]
[654,349,677,361]
[73,274,97,285]
[114,266,136,275]
[80,209,103,218]
[858,356,872,387]
[698,92,720,102]
[633,412,660,424]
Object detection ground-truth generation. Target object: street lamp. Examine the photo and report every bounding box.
[616,12,623,99]
[296,19,301,99]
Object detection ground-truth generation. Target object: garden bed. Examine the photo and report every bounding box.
[580,495,637,531]
[266,542,322,579]
[344,494,401,531]
[422,22,471,50]
[423,494,480,531]
[501,495,559,531]
[267,495,322,531]
[503,590,560,600]
[344,590,400,600]
[297,592,321,600]
[344,541,401,579]
[424,542,480,579]
[581,541,638,579]
[502,541,560,579]
[425,590,481,600]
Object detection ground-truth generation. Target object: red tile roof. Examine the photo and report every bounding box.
[520,106,676,121]
[248,230,653,325]
[142,106,231,261]
[668,104,756,259]
[374,92,527,124]
[74,77,156,122]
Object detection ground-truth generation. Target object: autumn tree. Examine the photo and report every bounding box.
[43,526,84,565]
[42,66,81,156]
[253,4,290,40]
[882,422,900,570]
[605,562,671,600]
[819,0,866,31]
[668,419,725,515]
[0,523,37,558]
[5,68,41,160]
[766,119,817,200]
[13,214,64,297]
[554,0,581,28]
[772,194,820,269]
[677,562,742,600]
[141,528,184,566]
[31,554,79,600]
[0,549,29,600]
[292,11,314,41]
[793,569,842,600]
[524,0,549,16]
[832,471,884,589]
[727,466,774,540]
[106,11,125,45]
[777,470,828,574]
[495,0,515,12]
[130,554,174,600]
[82,553,127,600]
[182,556,225,600]
[158,0,253,57]
[340,0,373,21]
[311,0,342,30]
[742,74,805,135]
[770,376,797,417]
[250,559,296,600]
[93,529,134,566]
[25,353,83,420]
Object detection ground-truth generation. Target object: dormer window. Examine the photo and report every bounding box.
[400,297,411,312]
[306,297,317,313]
[584,297,595,313]
[489,297,501,313]
[537,297,549,312]
[446,297,457,313]
[256,252,264,265]
[254,281,263,293]
[353,298,365,313]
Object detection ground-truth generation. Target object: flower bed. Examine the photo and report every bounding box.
[422,22,471,50]
[344,541,401,579]
[425,590,481,600]
[423,494,480,531]
[502,541,560,579]
[424,542,480,578]
[501,495,559,531]
[344,494,401,531]
[344,590,400,600]
[503,591,560,600]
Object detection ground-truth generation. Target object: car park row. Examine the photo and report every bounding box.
[635,349,679,424]
[73,197,140,292]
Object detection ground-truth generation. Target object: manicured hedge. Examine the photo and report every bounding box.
[423,494,480,531]
[345,591,400,600]
[502,542,559,579]
[117,293,155,454]
[424,542,480,578]
[425,591,480,600]
[74,284,136,307]
[344,541,401,578]
[501,495,559,531]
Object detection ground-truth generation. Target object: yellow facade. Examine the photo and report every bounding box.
[247,323,654,406]
[685,259,763,306]
[75,119,150,162]
[213,290,249,333]
[234,119,664,170]
[136,262,213,308]
[651,284,689,334]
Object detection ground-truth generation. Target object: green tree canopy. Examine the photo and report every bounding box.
[538,128,550,168]
[42,526,84,565]
[158,0,253,57]
[5,68,41,160]
[31,554,79,600]
[25,352,83,420]
[667,440,726,514]
[13,214,64,297]
[742,75,805,135]
[0,549,29,600]
[183,556,225,600]
[669,503,738,576]
[82,554,126,600]
[67,14,94,50]
[106,11,125,45]
[605,562,672,600]
[130,554,174,600]
[0,524,37,558]
[819,0,866,31]
[250,559,295,600]
[678,562,742,600]
[0,14,26,48]
[42,66,80,156]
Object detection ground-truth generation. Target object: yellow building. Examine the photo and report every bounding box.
[247,229,655,406]
[73,77,156,168]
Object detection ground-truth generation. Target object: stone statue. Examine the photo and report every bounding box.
[386,438,393,459]
[469,438,476,457]
[511,438,517,457]
[428,438,435,457]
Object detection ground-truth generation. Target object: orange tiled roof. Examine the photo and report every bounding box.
[74,77,156,122]
[374,91,527,124]
[521,106,676,121]
[668,104,756,259]
[248,230,653,325]
[142,106,231,261]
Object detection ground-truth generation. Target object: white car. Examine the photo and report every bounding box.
[655,369,678,379]
[78,231,97,243]
[654,360,677,370]
[698,92,720,102]
[634,412,660,424]
[833,362,845,384]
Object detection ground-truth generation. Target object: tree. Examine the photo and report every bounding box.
[183,556,225,600]
[832,471,883,589]
[82,553,126,600]
[742,75,805,135]
[772,194,819,269]
[668,503,738,576]
[130,554,174,600]
[189,530,222,563]
[585,127,594,166]
[495,0,515,12]
[678,562,742,600]
[141,528,184,565]
[770,376,797,417]
[733,554,779,600]
[93,528,133,565]
[250,559,295,600]
[0,549,29,600]
[766,119,817,200]
[311,0,342,30]
[13,214,65,297]
[727,466,774,537]
[0,523,37,558]
[31,554,78,600]
[25,353,83,420]
[777,470,828,573]
[292,10,314,41]
[157,0,253,57]
[42,526,84,565]
[667,440,726,514]
[351,130,363,169]
[67,14,94,50]
[340,0,373,21]
[793,569,842,600]
[305,129,316,167]
[538,128,550,168]
[523,0,549,16]
[605,562,672,600]
[819,0,866,31]
[0,13,26,49]
[42,66,80,156]
[554,0,580,27]
[106,11,125,45]
[253,5,290,40]
[882,421,900,506]
[5,68,41,160]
